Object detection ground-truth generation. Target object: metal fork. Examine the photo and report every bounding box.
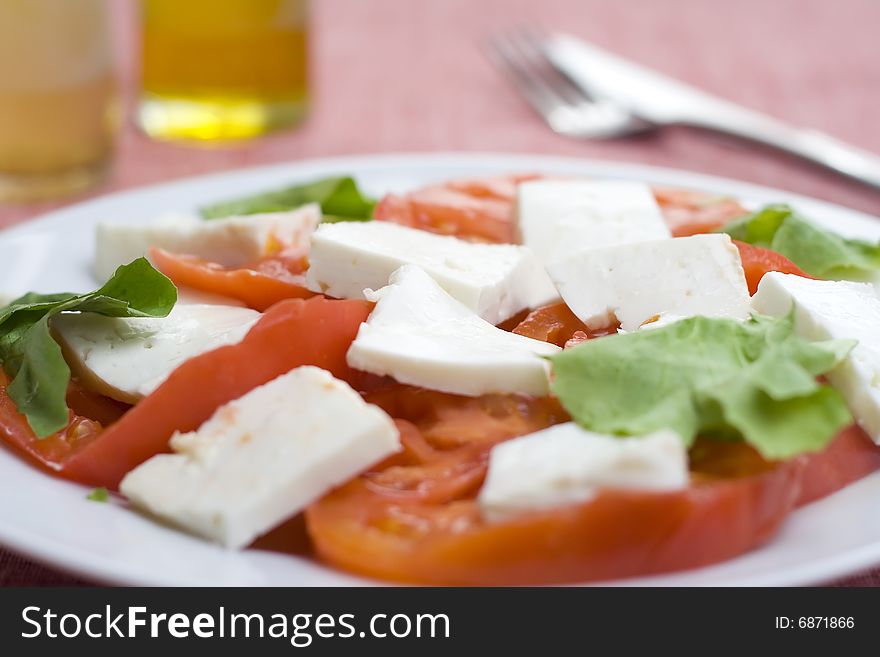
[490,29,880,191]
[487,30,651,139]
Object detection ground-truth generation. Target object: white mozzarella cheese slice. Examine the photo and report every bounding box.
[478,422,688,521]
[53,304,260,403]
[174,286,246,307]
[120,366,400,549]
[305,220,557,325]
[94,203,320,281]
[516,179,671,265]
[346,265,560,396]
[547,233,751,331]
[752,272,880,444]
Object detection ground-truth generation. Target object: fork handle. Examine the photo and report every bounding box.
[682,107,880,191]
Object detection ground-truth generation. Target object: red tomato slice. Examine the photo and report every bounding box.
[51,297,371,489]
[0,373,108,473]
[375,187,515,243]
[304,445,794,585]
[364,384,569,450]
[64,379,131,428]
[511,302,616,347]
[363,445,490,506]
[373,175,752,244]
[371,419,439,471]
[444,174,541,202]
[653,187,750,237]
[150,247,313,311]
[794,425,880,505]
[733,240,813,294]
[305,427,880,585]
[374,174,537,243]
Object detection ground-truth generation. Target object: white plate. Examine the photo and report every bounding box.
[2,152,880,587]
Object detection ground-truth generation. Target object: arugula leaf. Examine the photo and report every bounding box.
[7,317,70,437]
[548,313,854,459]
[0,258,177,437]
[200,176,376,221]
[87,487,110,502]
[721,205,880,278]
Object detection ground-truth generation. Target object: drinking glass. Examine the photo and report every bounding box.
[0,0,118,201]
[138,0,310,143]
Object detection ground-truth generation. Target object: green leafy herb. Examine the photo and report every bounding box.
[721,204,880,278]
[87,487,110,502]
[549,313,854,459]
[0,258,177,437]
[200,176,376,222]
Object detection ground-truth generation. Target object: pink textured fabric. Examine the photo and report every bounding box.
[1,0,879,586]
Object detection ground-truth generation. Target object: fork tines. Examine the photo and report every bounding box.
[487,29,644,138]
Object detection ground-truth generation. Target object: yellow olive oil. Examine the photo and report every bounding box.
[138,0,309,142]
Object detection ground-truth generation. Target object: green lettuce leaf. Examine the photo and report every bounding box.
[200,176,375,221]
[721,204,880,278]
[548,313,854,459]
[0,258,177,437]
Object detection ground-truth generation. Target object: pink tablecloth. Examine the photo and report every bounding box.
[1,0,879,585]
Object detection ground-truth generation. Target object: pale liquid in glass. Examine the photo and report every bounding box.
[138,0,309,143]
[0,0,117,201]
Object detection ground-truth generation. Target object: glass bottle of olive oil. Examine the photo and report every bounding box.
[138,0,309,143]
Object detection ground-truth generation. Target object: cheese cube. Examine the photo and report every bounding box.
[752,272,880,444]
[120,366,401,549]
[305,220,558,325]
[547,233,751,330]
[478,422,688,521]
[53,304,260,403]
[346,265,560,396]
[516,180,671,265]
[94,204,320,281]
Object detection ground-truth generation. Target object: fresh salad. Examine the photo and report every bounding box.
[2,172,880,585]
